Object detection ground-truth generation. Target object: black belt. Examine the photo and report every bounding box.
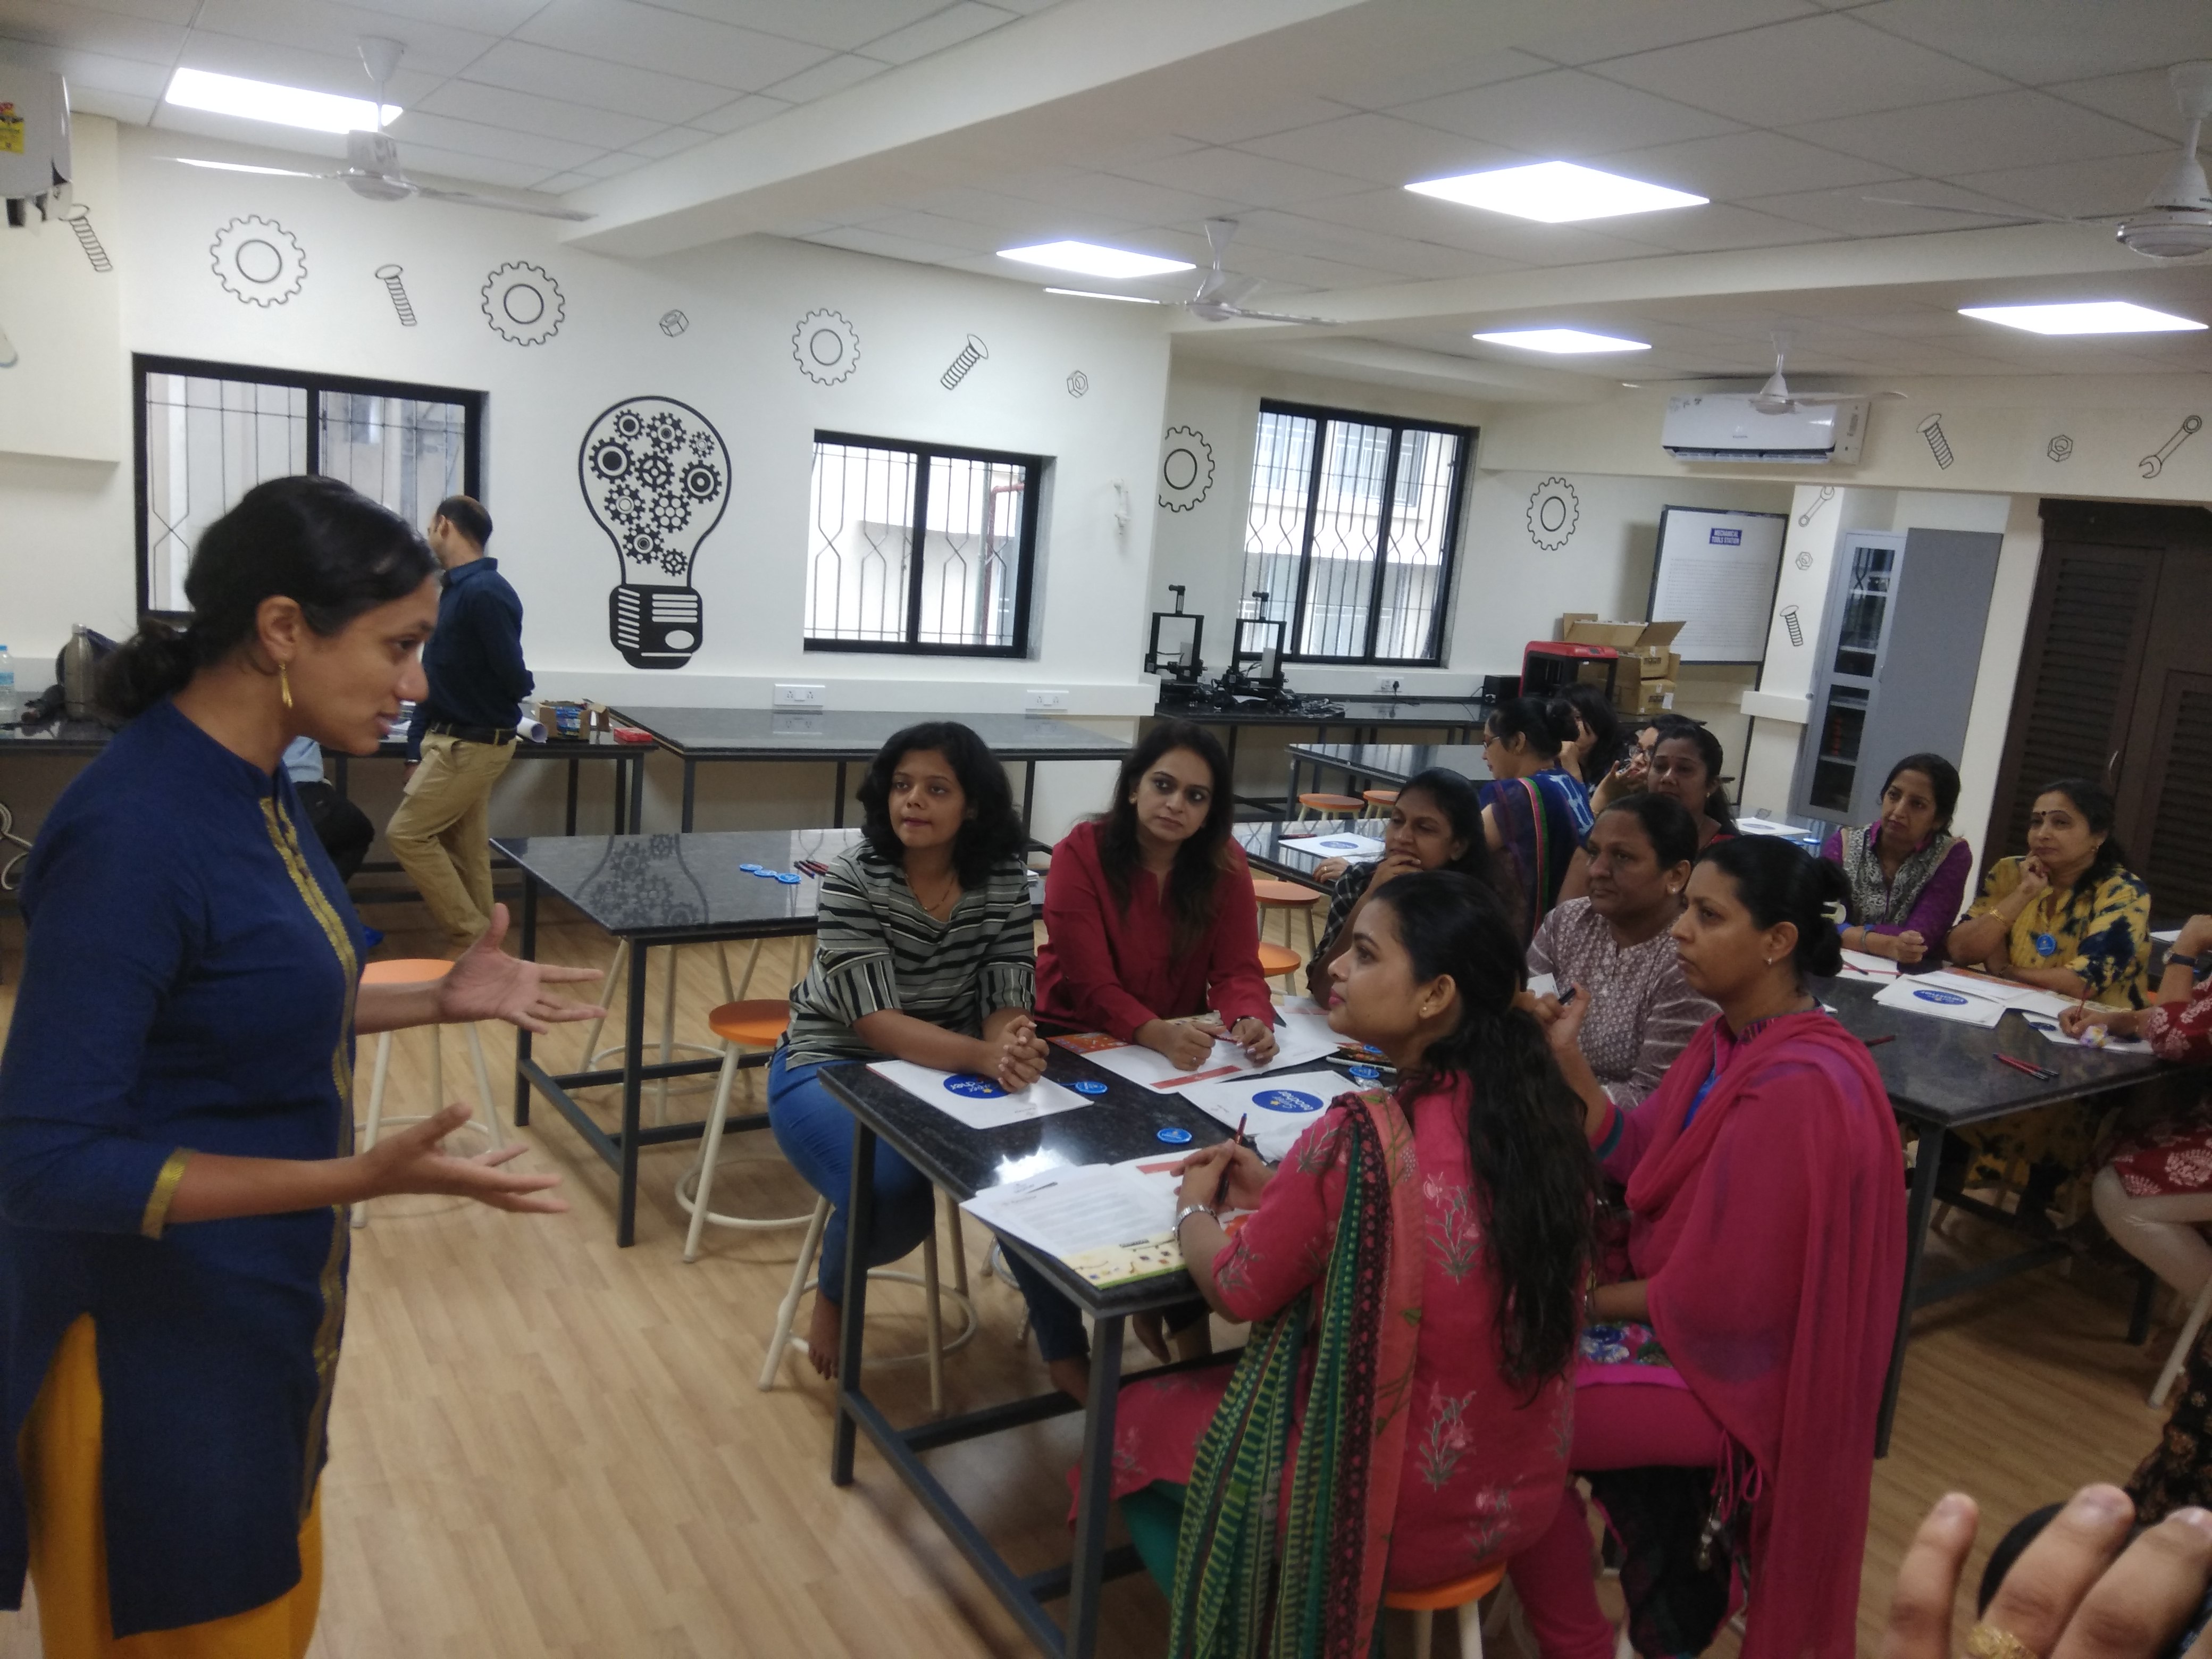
[426,720,518,745]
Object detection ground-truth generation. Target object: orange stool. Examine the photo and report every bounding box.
[678,1000,817,1261]
[1362,789,1399,809]
[1257,940,1303,987]
[1297,791,1364,819]
[1385,1561,1509,1659]
[1252,876,1324,956]
[354,958,499,1230]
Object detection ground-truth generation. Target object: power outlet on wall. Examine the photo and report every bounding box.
[1375,676,1403,695]
[774,683,826,708]
[1025,688,1070,713]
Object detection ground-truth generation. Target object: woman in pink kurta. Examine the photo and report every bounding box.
[1110,869,1596,1651]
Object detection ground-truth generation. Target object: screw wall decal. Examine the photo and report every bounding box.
[1918,413,1954,469]
[1781,604,1805,648]
[940,333,988,389]
[62,205,111,272]
[375,264,416,326]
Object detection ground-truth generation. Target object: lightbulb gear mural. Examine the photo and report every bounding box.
[581,397,731,671]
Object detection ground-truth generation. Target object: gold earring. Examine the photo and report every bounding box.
[278,661,293,710]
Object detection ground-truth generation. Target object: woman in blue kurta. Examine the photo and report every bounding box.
[1480,696,1591,942]
[0,476,599,1657]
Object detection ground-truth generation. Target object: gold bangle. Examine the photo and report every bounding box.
[1965,1624,2040,1659]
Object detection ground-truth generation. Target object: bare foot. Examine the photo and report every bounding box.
[1048,1355,1090,1404]
[803,1293,841,1380]
[1131,1311,1170,1364]
[1171,1321,1214,1362]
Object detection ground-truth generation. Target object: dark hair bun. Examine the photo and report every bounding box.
[95,619,202,722]
[1699,836,1848,981]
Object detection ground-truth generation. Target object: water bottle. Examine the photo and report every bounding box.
[0,646,18,726]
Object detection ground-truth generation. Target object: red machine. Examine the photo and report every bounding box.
[1520,640,1620,702]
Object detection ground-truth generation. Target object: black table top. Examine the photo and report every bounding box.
[493,828,863,942]
[822,1045,1256,1318]
[1820,976,2178,1127]
[1234,817,1388,884]
[0,724,634,763]
[1162,696,1489,729]
[609,707,1129,762]
[1288,742,1493,786]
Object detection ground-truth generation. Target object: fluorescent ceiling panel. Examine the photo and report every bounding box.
[1407,160,1705,223]
[166,66,397,133]
[1473,328,1652,354]
[997,240,1194,278]
[1958,301,2206,335]
[1044,288,1164,303]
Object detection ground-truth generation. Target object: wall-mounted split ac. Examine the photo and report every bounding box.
[1662,395,1867,464]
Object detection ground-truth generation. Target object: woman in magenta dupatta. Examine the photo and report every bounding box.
[1512,836,1907,1659]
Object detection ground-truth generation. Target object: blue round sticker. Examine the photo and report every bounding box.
[943,1074,1007,1098]
[1155,1126,1193,1144]
[772,872,801,884]
[1913,988,1970,1006]
[2033,933,2057,957]
[1319,838,1358,850]
[739,863,763,874]
[1254,1089,1325,1113]
[1070,1078,1108,1095]
[1347,1065,1381,1083]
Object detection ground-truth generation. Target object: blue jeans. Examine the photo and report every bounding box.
[767,1047,936,1299]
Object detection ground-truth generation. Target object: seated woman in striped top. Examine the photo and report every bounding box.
[769,722,1046,1378]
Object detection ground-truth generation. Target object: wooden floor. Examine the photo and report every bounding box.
[0,898,2187,1658]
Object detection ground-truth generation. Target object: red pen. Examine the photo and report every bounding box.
[1994,1052,2059,1082]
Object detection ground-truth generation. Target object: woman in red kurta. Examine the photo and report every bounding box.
[1112,870,1596,1649]
[1511,836,1906,1659]
[1022,723,1277,1396]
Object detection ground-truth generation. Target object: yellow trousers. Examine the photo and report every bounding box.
[19,1316,322,1659]
[387,731,516,952]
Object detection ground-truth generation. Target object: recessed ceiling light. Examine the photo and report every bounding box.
[1408,161,1706,223]
[1044,287,1163,304]
[1958,300,2206,334]
[998,240,1194,279]
[166,66,397,133]
[1474,328,1652,354]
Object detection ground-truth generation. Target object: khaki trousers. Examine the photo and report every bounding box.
[387,733,515,952]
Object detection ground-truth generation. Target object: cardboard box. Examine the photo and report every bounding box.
[1562,615,1686,671]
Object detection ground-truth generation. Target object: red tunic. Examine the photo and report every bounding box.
[1104,1077,1573,1589]
[1035,820,1274,1040]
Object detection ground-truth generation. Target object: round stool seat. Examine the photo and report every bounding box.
[1298,792,1363,814]
[1385,1562,1507,1613]
[361,958,455,987]
[1252,878,1321,907]
[1257,942,1302,978]
[707,999,792,1047]
[1362,789,1399,808]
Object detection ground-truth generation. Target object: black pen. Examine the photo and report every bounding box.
[1212,1114,1248,1210]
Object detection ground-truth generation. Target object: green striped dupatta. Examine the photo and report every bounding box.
[1167,1090,1425,1659]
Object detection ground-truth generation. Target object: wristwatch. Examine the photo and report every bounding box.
[2169,951,2202,976]
[1172,1202,1217,1238]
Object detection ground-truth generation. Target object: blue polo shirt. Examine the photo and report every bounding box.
[410,555,532,756]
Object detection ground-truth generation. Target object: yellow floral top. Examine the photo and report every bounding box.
[1965,856,2151,1008]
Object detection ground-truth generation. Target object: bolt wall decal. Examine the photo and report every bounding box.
[375,264,417,326]
[940,333,988,389]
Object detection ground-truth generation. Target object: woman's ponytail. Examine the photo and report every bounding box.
[96,619,206,720]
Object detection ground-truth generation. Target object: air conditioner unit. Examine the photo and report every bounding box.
[1662,395,1866,464]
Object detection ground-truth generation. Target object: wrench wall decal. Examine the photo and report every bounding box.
[2141,414,2202,479]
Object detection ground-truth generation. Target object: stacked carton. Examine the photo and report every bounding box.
[1557,615,1687,713]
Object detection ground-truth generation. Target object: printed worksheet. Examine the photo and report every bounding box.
[1048,1018,1341,1094]
[1178,1068,1349,1161]
[867,1060,1091,1130]
[1278,832,1385,860]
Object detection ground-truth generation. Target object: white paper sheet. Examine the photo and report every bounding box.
[1836,949,1900,981]
[1178,1069,1347,1160]
[1905,970,2083,1018]
[1049,1018,1344,1095]
[1278,832,1385,860]
[2010,1010,2155,1052]
[1526,973,1559,1000]
[2156,928,2183,945]
[1872,978,2008,1027]
[962,1163,1169,1255]
[867,1060,1090,1130]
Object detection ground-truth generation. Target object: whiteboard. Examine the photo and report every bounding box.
[1647,508,1788,664]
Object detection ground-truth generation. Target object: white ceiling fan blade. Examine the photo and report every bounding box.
[167,157,334,180]
[414,185,593,221]
[1213,273,1261,307]
[1218,305,1337,326]
[1859,194,2096,227]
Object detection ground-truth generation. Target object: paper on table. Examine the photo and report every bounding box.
[1872,978,2008,1027]
[1049,1019,1343,1094]
[1279,832,1384,860]
[1179,1068,1348,1161]
[1908,969,2083,1018]
[961,1163,1183,1288]
[868,1059,1090,1130]
[2156,928,2183,945]
[2011,1010,2155,1052]
[1836,949,1900,981]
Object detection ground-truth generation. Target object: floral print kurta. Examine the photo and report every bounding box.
[1105,1077,1572,1589]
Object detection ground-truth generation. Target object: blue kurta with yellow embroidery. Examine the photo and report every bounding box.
[0,698,361,1637]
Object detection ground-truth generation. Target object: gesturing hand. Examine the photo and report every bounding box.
[440,905,607,1034]
[1883,1486,2212,1659]
[358,1104,567,1214]
[1540,986,1590,1058]
[1174,1139,1270,1213]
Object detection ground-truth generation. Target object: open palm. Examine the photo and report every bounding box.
[437,905,606,1033]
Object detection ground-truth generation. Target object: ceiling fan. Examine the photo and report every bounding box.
[1181,219,1336,324]
[165,39,591,222]
[1862,60,2212,260]
[1749,332,1905,415]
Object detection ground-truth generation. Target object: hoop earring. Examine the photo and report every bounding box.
[278,661,293,711]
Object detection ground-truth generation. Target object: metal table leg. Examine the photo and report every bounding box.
[681,759,697,832]
[1878,1120,1944,1454]
[833,1118,876,1486]
[1063,1318,1126,1659]
[617,940,649,1246]
[834,760,848,828]
[1023,761,1037,832]
[564,757,580,835]
[513,875,538,1127]
[629,751,646,832]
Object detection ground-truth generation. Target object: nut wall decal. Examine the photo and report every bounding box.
[211,216,306,306]
[482,261,564,346]
[1158,427,1215,512]
[1066,370,1090,398]
[659,309,689,337]
[2046,434,2074,463]
[793,308,858,384]
[1526,477,1579,551]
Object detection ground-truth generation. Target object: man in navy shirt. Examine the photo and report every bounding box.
[387,495,533,952]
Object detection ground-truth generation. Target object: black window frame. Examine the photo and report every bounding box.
[803,429,1043,659]
[1244,398,1475,668]
[132,353,486,621]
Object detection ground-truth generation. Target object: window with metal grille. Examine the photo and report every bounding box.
[1238,401,1472,665]
[805,431,1041,656]
[135,354,483,617]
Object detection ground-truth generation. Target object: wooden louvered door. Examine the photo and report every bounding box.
[2132,671,2212,924]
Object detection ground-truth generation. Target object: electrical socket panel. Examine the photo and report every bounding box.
[773,682,825,708]
[1375,676,1403,695]
[1025,688,1070,712]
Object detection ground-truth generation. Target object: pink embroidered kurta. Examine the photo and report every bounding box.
[1105,1076,1572,1590]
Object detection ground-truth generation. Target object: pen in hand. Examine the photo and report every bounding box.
[1211,1115,1247,1211]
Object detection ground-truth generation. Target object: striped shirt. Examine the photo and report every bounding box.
[1527,897,1715,1112]
[783,841,1036,1067]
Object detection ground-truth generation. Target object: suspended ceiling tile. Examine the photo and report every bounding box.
[173,33,439,103]
[645,0,962,55]
[1393,68,1743,156]
[386,107,602,170]
[1227,207,1510,280]
[1593,129,1907,202]
[1106,146,1370,211]
[990,168,1237,227]
[0,0,182,64]
[1595,13,2011,127]
[759,52,889,102]
[572,150,652,179]
[1590,202,1840,252]
[1527,0,1821,66]
[1201,242,1398,292]
[1309,46,1551,113]
[1849,0,2212,87]
[614,124,716,161]
[1233,113,1528,188]
[1319,189,1676,264]
[0,38,167,97]
[331,0,544,35]
[386,140,558,189]
[802,222,983,264]
[460,39,735,123]
[530,170,593,193]
[859,208,1023,253]
[8,0,196,23]
[2045,68,2198,146]
[415,81,669,150]
[1946,152,2179,222]
[516,0,831,94]
[71,86,157,122]
[188,0,497,79]
[1741,182,2035,237]
[1785,89,2171,177]
[690,94,791,135]
[1172,95,1363,148]
[861,2,1016,66]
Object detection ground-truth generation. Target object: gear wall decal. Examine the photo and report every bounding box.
[793,308,859,384]
[1158,426,1214,513]
[211,216,306,306]
[482,261,564,346]
[580,397,731,671]
[1526,477,1579,551]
